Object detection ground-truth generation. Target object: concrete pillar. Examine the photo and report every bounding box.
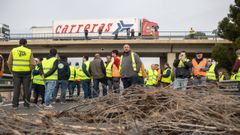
[167,53,176,68]
[160,55,167,69]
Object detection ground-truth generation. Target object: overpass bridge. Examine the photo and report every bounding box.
[0,39,232,68]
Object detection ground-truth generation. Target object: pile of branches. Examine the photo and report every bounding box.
[54,86,240,135]
[0,85,239,135]
[0,108,119,134]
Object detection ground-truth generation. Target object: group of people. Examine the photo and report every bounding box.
[3,38,240,110]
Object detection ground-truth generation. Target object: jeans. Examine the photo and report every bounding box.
[53,80,68,102]
[82,79,91,99]
[75,81,81,96]
[44,80,57,106]
[68,81,75,97]
[92,78,107,98]
[112,77,120,93]
[193,76,206,86]
[107,77,113,91]
[32,84,45,104]
[121,75,139,89]
[12,73,31,107]
[173,78,188,90]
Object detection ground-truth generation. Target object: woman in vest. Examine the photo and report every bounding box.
[206,59,219,83]
[146,64,158,87]
[161,63,172,87]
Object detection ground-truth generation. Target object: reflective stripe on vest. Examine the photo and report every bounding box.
[192,58,207,76]
[75,68,81,81]
[219,75,224,81]
[12,46,31,72]
[32,65,44,85]
[161,68,172,83]
[79,61,91,80]
[69,66,75,81]
[146,69,158,86]
[206,64,216,80]
[119,52,137,72]
[230,74,236,80]
[106,61,113,78]
[42,57,58,80]
[0,55,4,77]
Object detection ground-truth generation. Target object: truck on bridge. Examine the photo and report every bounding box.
[0,24,10,41]
[31,18,159,39]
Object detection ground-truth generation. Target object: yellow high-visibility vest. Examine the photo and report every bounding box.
[42,57,58,80]
[119,52,137,72]
[206,64,216,81]
[75,68,81,81]
[146,69,158,86]
[32,65,44,85]
[106,61,113,78]
[219,74,224,81]
[161,68,172,83]
[69,66,75,81]
[79,61,91,80]
[230,74,236,80]
[11,46,32,72]
[236,68,240,81]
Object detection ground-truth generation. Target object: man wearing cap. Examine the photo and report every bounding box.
[8,38,35,109]
[41,48,58,109]
[232,49,240,91]
[192,52,209,86]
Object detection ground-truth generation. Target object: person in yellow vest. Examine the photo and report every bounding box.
[0,53,5,104]
[137,63,147,86]
[7,38,35,109]
[230,72,236,80]
[119,44,142,89]
[105,56,114,92]
[232,49,240,91]
[155,64,161,87]
[80,56,92,99]
[192,52,209,86]
[206,59,219,83]
[74,62,81,97]
[111,50,121,93]
[161,63,172,87]
[68,62,76,98]
[41,48,58,109]
[219,72,225,81]
[146,64,158,87]
[173,51,192,90]
[32,58,45,105]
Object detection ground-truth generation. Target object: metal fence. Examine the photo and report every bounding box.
[5,31,220,41]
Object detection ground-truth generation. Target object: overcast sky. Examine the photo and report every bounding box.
[0,0,234,33]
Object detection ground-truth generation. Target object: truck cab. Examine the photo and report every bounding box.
[141,19,159,38]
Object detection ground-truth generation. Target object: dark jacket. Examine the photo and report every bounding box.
[120,51,141,78]
[89,56,106,79]
[58,59,70,80]
[173,59,192,78]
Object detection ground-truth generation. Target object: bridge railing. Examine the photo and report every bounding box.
[6,31,221,41]
[0,74,13,92]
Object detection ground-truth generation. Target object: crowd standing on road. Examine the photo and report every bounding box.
[2,38,240,109]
